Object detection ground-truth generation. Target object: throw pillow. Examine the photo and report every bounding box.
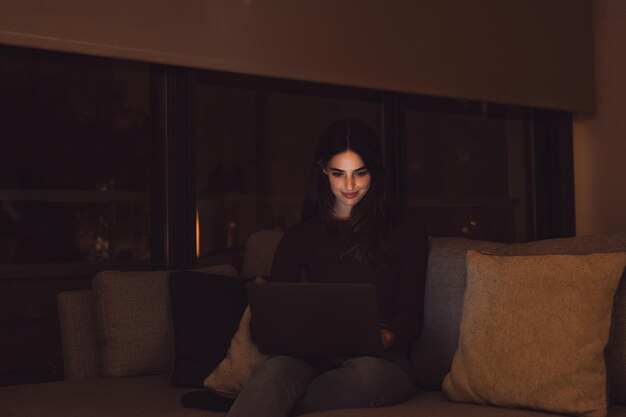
[443,251,626,417]
[204,306,269,398]
[411,237,505,389]
[169,271,251,388]
[92,270,174,377]
[412,234,626,392]
[203,299,270,396]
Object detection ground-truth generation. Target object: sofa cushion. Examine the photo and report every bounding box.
[301,390,626,417]
[0,374,223,417]
[203,304,270,397]
[493,234,626,405]
[203,276,270,396]
[412,233,626,401]
[443,251,626,417]
[93,270,174,377]
[57,290,100,379]
[240,230,284,278]
[9,376,626,417]
[92,265,238,377]
[412,237,505,389]
[169,271,251,388]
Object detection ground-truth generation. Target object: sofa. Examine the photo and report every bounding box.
[2,231,626,417]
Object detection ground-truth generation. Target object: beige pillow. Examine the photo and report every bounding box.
[203,305,270,396]
[93,270,174,376]
[93,265,238,377]
[443,251,626,417]
[204,277,270,396]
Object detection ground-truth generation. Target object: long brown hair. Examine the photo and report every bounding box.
[301,119,397,266]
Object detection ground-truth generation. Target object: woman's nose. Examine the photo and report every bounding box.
[345,175,355,190]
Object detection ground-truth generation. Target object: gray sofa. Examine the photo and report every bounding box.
[2,231,626,417]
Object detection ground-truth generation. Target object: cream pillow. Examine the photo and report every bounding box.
[443,251,626,417]
[203,279,270,397]
[92,270,174,376]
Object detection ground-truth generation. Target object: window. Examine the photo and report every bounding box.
[0,46,152,273]
[0,45,153,385]
[403,98,530,242]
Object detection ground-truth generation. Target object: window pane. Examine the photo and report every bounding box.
[114,202,151,262]
[0,199,151,265]
[405,100,528,242]
[0,45,152,268]
[1,201,110,264]
[0,46,150,191]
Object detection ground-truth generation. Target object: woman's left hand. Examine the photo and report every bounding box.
[380,329,395,350]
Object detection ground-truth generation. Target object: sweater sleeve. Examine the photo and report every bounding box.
[388,214,428,348]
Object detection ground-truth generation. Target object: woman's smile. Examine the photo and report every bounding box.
[341,191,360,199]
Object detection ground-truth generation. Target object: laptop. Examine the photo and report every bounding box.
[246,282,382,357]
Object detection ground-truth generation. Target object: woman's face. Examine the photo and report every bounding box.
[324,150,371,218]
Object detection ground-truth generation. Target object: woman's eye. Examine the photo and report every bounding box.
[354,170,369,177]
[331,171,344,177]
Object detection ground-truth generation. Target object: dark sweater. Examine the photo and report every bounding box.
[269,213,428,348]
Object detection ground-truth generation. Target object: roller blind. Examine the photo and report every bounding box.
[0,0,594,112]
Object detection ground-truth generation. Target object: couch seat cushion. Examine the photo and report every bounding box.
[306,391,626,417]
[0,375,221,417]
[300,390,626,417]
[2,379,626,417]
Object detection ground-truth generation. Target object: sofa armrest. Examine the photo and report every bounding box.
[57,290,101,380]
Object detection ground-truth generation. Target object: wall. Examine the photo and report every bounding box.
[573,0,626,235]
[0,0,593,112]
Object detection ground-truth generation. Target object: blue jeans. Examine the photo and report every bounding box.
[227,351,417,417]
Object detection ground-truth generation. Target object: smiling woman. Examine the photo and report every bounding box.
[213,119,429,417]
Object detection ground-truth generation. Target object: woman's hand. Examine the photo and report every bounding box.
[380,328,395,350]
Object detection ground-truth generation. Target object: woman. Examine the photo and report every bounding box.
[228,119,428,416]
